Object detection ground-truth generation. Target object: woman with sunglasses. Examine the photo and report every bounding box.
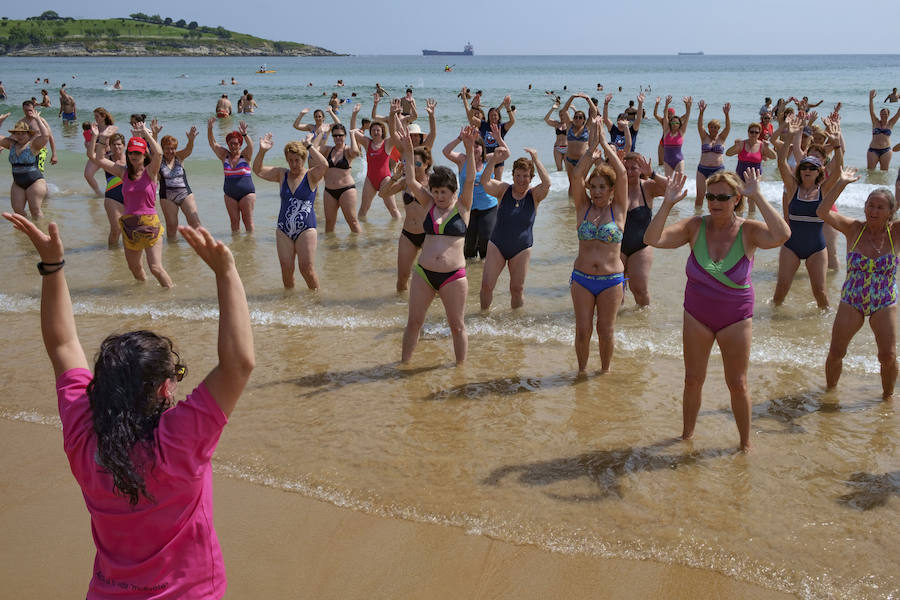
[694,100,731,208]
[725,122,775,200]
[88,121,173,287]
[772,115,841,309]
[867,89,900,171]
[643,169,789,451]
[4,212,254,599]
[319,123,362,233]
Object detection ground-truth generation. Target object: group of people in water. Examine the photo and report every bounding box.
[2,82,899,453]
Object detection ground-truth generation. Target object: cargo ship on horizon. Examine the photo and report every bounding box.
[422,42,474,56]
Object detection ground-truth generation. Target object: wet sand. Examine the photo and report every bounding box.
[0,419,795,599]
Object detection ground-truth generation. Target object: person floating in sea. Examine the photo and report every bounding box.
[113,80,122,90]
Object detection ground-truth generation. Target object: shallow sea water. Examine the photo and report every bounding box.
[1,55,898,598]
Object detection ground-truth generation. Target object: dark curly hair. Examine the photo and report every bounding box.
[429,166,458,193]
[87,331,179,505]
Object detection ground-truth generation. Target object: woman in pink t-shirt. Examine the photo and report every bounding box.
[2,213,254,600]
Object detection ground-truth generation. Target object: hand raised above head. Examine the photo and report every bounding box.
[258,132,273,151]
[664,172,687,204]
[3,213,65,263]
[178,226,235,276]
[838,166,859,185]
[740,167,762,195]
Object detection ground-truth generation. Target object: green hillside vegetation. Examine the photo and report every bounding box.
[0,12,338,55]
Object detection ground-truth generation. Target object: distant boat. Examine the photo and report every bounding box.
[677,51,704,56]
[423,42,473,57]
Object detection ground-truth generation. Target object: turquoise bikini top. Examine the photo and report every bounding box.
[577,205,623,243]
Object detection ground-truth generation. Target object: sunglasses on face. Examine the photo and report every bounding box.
[705,193,735,202]
[174,364,187,382]
[332,133,345,138]
[799,164,819,171]
[749,130,760,134]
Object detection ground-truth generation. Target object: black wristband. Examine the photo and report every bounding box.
[37,260,65,276]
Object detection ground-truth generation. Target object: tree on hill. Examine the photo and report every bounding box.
[175,19,186,28]
[164,17,173,26]
[38,11,62,20]
[129,12,149,21]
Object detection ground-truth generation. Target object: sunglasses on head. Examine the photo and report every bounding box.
[705,193,735,202]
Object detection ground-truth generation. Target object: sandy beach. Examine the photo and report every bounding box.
[0,418,796,599]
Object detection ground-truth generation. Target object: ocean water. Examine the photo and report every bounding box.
[1,55,898,599]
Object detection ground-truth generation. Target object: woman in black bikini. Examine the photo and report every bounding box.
[320,123,362,233]
[543,99,567,171]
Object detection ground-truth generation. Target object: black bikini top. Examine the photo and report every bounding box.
[327,147,351,170]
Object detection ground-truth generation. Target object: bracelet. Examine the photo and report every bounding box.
[37,260,65,276]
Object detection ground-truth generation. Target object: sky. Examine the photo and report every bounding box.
[3,2,897,56]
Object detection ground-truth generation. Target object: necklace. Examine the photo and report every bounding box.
[870,228,887,255]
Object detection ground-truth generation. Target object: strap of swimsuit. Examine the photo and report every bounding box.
[848,225,866,252]
[639,183,648,207]
[693,217,750,289]
[889,224,895,254]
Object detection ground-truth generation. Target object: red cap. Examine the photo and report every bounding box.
[666,107,676,115]
[127,137,148,154]
[226,131,243,144]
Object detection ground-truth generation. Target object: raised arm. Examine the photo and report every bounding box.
[601,125,628,214]
[741,168,791,250]
[458,126,478,210]
[179,226,254,418]
[27,114,51,153]
[480,126,510,198]
[423,99,437,149]
[327,106,341,124]
[720,103,732,141]
[869,90,878,124]
[238,121,253,161]
[176,126,198,161]
[816,166,860,234]
[206,117,228,160]
[349,103,361,131]
[293,108,313,132]
[86,123,121,173]
[679,97,692,134]
[441,134,465,167]
[602,93,613,128]
[633,93,645,130]
[2,214,88,379]
[305,134,328,188]
[544,101,561,127]
[643,173,695,249]
[460,86,479,126]
[502,95,516,129]
[525,147,551,204]
[251,133,285,183]
[137,122,163,180]
[696,100,707,139]
[570,118,601,210]
[397,122,429,204]
[653,96,664,125]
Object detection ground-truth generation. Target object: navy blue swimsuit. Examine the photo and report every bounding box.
[783,188,825,259]
[277,172,316,240]
[489,187,536,260]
